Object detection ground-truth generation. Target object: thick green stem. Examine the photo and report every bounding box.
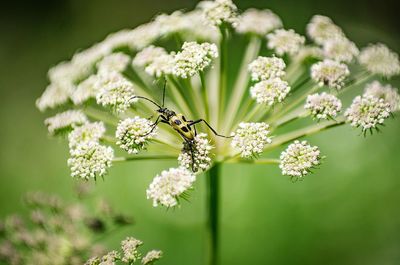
[200,71,210,121]
[218,27,228,128]
[207,163,220,265]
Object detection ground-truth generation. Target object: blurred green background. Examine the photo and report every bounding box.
[1,0,400,264]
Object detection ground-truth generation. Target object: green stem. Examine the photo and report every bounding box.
[200,71,210,121]
[218,27,228,128]
[113,155,176,162]
[226,158,280,164]
[207,163,220,265]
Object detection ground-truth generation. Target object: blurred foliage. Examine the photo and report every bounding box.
[0,0,399,265]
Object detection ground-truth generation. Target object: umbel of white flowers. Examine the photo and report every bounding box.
[37,0,400,208]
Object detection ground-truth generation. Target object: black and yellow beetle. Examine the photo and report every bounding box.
[131,81,231,171]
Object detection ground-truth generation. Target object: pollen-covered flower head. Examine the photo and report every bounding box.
[45,110,88,136]
[36,83,72,111]
[68,122,106,149]
[71,75,99,105]
[266,29,305,56]
[363,81,400,111]
[95,71,136,113]
[121,237,143,263]
[250,78,290,105]
[344,95,391,132]
[68,141,114,180]
[115,117,156,154]
[96,52,130,74]
[200,0,238,27]
[248,56,286,81]
[305,92,342,120]
[236,8,282,36]
[132,46,168,68]
[279,140,321,178]
[231,122,272,158]
[178,133,213,172]
[311,59,350,89]
[306,15,344,45]
[146,167,196,208]
[142,250,163,265]
[323,37,359,63]
[172,42,218,78]
[358,43,400,78]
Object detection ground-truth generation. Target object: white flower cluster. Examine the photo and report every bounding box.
[250,78,290,105]
[178,133,213,172]
[146,167,196,207]
[154,11,188,36]
[306,15,344,45]
[145,53,175,78]
[115,117,156,154]
[236,8,282,36]
[68,122,106,149]
[200,0,238,27]
[172,42,218,78]
[142,250,163,265]
[248,56,286,81]
[323,37,359,63]
[363,81,400,111]
[267,29,305,56]
[95,71,136,113]
[45,110,88,136]
[279,140,321,178]
[100,251,121,265]
[67,141,114,180]
[294,46,324,62]
[121,237,143,263]
[358,43,400,78]
[231,122,272,158]
[311,59,350,89]
[96,52,130,74]
[305,92,342,120]
[36,83,71,112]
[132,46,168,68]
[345,95,391,132]
[71,75,99,105]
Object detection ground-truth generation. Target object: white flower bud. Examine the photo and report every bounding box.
[68,141,114,180]
[172,42,218,78]
[305,92,342,120]
[359,43,400,78]
[248,56,286,81]
[363,81,400,112]
[345,95,391,132]
[279,140,321,178]
[142,250,163,265]
[68,122,106,149]
[200,0,238,27]
[116,117,156,154]
[36,83,72,111]
[267,29,305,56]
[311,59,350,90]
[236,8,282,36]
[132,46,168,67]
[146,167,196,208]
[95,71,136,113]
[45,110,88,136]
[306,15,344,45]
[323,37,359,63]
[121,237,143,263]
[231,122,272,158]
[96,52,130,74]
[178,133,213,172]
[250,78,290,105]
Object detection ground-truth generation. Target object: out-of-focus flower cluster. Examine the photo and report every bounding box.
[0,188,133,265]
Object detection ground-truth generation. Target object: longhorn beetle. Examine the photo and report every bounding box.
[131,80,232,172]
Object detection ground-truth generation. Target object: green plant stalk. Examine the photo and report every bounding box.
[218,27,228,129]
[200,71,210,121]
[207,163,220,265]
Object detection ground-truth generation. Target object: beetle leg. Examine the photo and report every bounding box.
[188,119,233,138]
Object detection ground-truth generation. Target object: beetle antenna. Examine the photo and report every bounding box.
[162,78,167,108]
[131,96,162,109]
